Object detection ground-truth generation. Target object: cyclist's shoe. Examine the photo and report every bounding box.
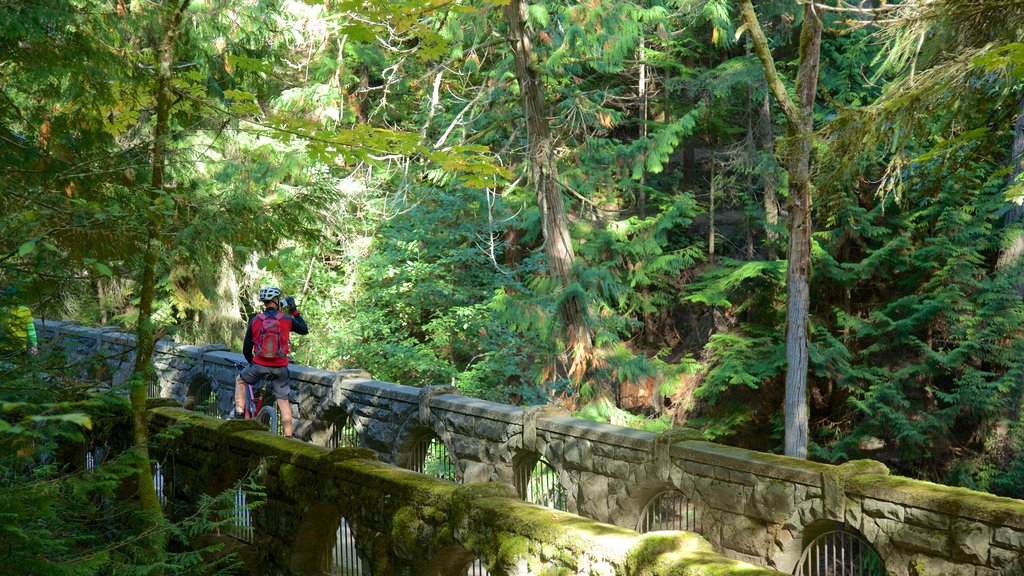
[231,410,246,420]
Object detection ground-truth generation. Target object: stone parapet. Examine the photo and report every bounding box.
[149,405,787,576]
[41,321,1024,576]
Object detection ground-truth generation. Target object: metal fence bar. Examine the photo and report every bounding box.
[465,558,490,576]
[519,458,565,511]
[636,490,701,533]
[327,517,366,575]
[154,461,166,507]
[327,419,359,449]
[233,485,253,543]
[793,528,886,576]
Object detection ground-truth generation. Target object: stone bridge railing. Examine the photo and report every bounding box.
[147,403,784,575]
[40,320,1024,576]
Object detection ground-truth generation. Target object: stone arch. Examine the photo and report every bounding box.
[311,397,359,449]
[613,479,706,534]
[512,450,567,510]
[790,520,886,576]
[767,491,828,572]
[289,503,341,573]
[393,405,462,481]
[421,545,492,576]
[183,369,220,416]
[395,424,458,481]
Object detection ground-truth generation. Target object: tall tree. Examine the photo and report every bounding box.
[739,0,823,458]
[130,0,192,515]
[502,0,594,382]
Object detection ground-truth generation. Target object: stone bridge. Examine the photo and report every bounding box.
[41,320,1024,576]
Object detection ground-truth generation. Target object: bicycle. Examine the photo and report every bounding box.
[233,361,280,435]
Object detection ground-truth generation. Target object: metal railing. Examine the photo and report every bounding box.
[635,489,701,533]
[327,517,368,575]
[327,418,360,449]
[465,558,490,576]
[192,380,219,416]
[793,528,886,576]
[515,457,566,511]
[411,435,456,482]
[154,461,167,507]
[232,485,253,543]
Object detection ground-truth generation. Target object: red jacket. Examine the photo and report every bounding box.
[242,308,309,367]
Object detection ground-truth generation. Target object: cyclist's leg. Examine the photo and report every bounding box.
[268,367,294,437]
[235,363,263,417]
[277,397,293,437]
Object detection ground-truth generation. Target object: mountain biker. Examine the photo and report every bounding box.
[234,286,308,438]
[0,286,37,356]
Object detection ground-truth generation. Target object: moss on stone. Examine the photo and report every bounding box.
[391,505,425,555]
[846,474,1024,529]
[279,463,300,490]
[146,397,182,410]
[327,446,377,463]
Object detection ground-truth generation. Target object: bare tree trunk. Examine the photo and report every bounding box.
[639,36,648,218]
[740,1,822,458]
[996,92,1024,296]
[760,94,780,260]
[503,0,593,383]
[131,0,191,516]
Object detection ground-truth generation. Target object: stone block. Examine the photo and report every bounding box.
[449,434,484,461]
[845,499,863,530]
[994,527,1024,551]
[988,545,1020,569]
[891,524,952,556]
[592,441,647,463]
[749,478,796,523]
[696,478,749,515]
[473,418,511,442]
[720,513,769,558]
[593,456,630,479]
[576,472,610,521]
[682,460,715,479]
[908,554,976,576]
[951,519,992,565]
[906,508,952,530]
[461,461,492,484]
[864,498,906,521]
[730,470,759,486]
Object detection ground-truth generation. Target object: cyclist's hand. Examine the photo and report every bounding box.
[284,296,297,313]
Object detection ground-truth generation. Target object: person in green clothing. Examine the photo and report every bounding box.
[0,287,37,356]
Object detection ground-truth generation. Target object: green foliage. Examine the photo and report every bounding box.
[0,353,243,574]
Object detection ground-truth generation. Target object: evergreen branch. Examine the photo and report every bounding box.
[737,1,802,130]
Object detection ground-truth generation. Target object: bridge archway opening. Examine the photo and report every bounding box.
[422,546,492,576]
[184,372,219,416]
[324,412,360,449]
[326,516,370,575]
[400,431,457,481]
[793,521,885,576]
[513,453,566,511]
[635,489,702,533]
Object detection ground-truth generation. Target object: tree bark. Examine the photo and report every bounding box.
[740,1,822,458]
[131,0,191,516]
[996,92,1024,296]
[503,0,593,382]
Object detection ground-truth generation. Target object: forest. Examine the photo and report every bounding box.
[2,0,1024,570]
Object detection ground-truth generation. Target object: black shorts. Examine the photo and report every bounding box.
[239,363,291,400]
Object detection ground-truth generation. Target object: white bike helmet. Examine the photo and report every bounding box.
[258,286,282,302]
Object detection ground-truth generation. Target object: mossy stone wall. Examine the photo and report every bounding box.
[41,321,1024,575]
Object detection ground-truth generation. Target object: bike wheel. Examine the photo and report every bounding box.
[255,405,279,435]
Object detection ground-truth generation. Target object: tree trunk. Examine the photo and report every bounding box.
[760,94,780,260]
[131,0,191,516]
[503,0,593,382]
[996,92,1024,296]
[740,1,822,458]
